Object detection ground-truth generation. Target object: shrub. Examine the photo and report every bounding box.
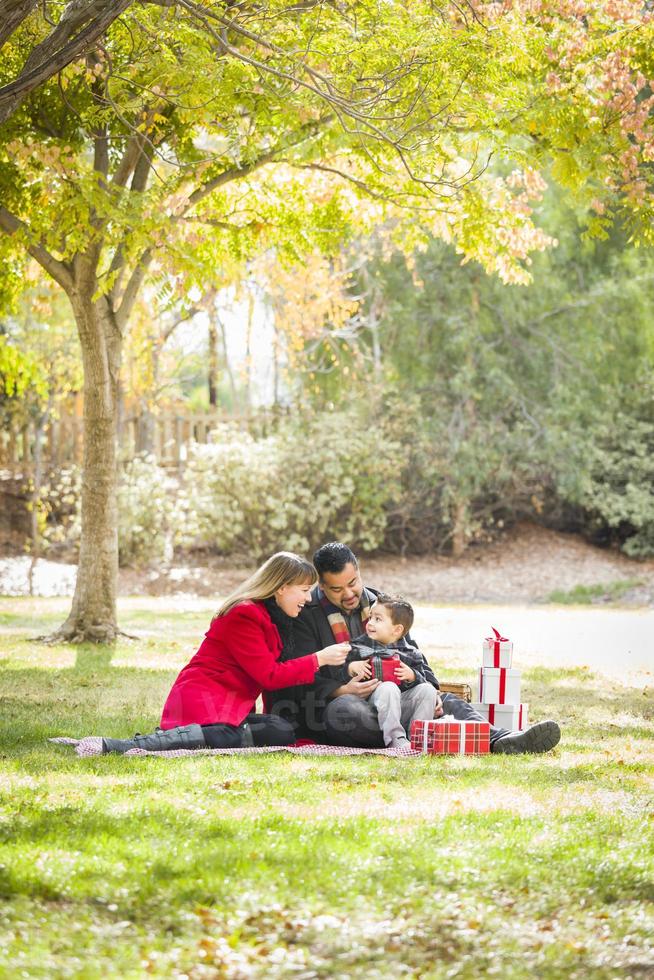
[559,414,654,557]
[180,410,406,559]
[35,456,177,566]
[117,455,178,566]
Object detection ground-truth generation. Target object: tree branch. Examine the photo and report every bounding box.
[185,116,330,211]
[0,0,133,125]
[0,0,39,49]
[0,205,74,292]
[115,248,153,330]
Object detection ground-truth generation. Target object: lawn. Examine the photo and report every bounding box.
[0,597,652,979]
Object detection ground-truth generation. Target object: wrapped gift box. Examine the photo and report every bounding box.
[471,702,529,730]
[482,627,513,669]
[367,653,401,684]
[478,666,521,705]
[410,716,490,754]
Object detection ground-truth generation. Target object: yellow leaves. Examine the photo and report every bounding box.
[257,251,360,365]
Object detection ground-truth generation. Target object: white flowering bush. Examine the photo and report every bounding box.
[117,455,178,566]
[35,456,178,566]
[36,466,82,555]
[180,412,405,559]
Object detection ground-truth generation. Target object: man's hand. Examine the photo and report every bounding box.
[348,660,371,679]
[394,662,415,683]
[434,692,444,718]
[331,677,380,699]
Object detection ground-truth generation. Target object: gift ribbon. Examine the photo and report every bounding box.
[480,667,509,704]
[489,703,524,727]
[486,626,508,668]
[499,667,507,704]
[421,717,466,754]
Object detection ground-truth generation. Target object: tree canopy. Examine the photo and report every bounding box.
[0,0,653,639]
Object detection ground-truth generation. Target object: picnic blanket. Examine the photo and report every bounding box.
[49,737,421,759]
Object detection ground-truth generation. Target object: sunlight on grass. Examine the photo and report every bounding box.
[0,597,652,978]
[546,579,644,605]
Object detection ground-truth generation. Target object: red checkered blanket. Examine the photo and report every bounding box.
[49,737,421,758]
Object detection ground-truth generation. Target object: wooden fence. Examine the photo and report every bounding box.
[0,400,286,478]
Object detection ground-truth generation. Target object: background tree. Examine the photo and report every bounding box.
[1,0,653,639]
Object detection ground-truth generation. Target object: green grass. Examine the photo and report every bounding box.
[1,598,653,978]
[546,579,645,605]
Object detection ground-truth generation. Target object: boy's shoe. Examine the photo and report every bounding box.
[491,720,560,755]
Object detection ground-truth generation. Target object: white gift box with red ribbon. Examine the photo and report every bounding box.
[410,716,490,755]
[482,627,513,669]
[478,666,521,705]
[471,702,529,730]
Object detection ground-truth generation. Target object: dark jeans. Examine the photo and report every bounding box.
[202,713,296,749]
[323,692,510,748]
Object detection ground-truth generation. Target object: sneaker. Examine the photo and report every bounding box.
[491,720,561,755]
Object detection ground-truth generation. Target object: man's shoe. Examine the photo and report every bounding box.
[491,720,561,755]
[102,724,206,754]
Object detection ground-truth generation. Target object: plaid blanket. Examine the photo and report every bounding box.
[49,736,421,758]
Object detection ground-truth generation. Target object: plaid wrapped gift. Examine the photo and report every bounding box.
[471,702,529,730]
[410,716,490,754]
[482,627,513,669]
[367,653,401,684]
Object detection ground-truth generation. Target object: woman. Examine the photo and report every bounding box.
[102,552,349,753]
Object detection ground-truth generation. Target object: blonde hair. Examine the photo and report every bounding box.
[215,552,318,618]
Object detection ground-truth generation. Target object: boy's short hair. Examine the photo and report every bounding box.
[373,593,414,637]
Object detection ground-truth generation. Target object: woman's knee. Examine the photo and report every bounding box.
[247,713,296,747]
[201,723,243,749]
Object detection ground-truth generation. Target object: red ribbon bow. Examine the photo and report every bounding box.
[486,626,508,667]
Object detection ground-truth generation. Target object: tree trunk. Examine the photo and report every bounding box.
[55,288,121,642]
[451,498,468,558]
[208,318,219,407]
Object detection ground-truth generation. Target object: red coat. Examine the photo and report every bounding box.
[160,600,319,728]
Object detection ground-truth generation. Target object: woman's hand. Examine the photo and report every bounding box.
[348,659,371,679]
[316,642,351,666]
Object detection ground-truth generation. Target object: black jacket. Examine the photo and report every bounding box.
[265,584,439,738]
[332,633,437,692]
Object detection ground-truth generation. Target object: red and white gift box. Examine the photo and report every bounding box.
[366,653,401,684]
[482,627,513,669]
[410,716,491,755]
[471,702,529,730]
[478,666,521,705]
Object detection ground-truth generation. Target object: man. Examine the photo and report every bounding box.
[267,541,561,754]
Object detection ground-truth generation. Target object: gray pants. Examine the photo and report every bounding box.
[369,682,437,747]
[323,690,510,748]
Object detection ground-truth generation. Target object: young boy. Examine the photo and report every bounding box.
[331,593,437,749]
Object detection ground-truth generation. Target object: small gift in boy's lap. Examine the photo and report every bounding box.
[323,593,438,749]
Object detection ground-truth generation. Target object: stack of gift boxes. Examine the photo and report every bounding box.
[409,626,527,754]
[471,627,528,731]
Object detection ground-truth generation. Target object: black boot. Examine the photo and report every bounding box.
[102,724,206,754]
[491,720,561,755]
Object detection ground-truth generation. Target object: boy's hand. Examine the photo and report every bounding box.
[394,662,415,683]
[434,692,444,718]
[348,660,371,679]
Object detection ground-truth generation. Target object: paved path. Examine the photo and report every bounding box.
[414,605,654,686]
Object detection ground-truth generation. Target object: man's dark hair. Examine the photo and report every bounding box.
[373,593,414,638]
[313,542,358,577]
